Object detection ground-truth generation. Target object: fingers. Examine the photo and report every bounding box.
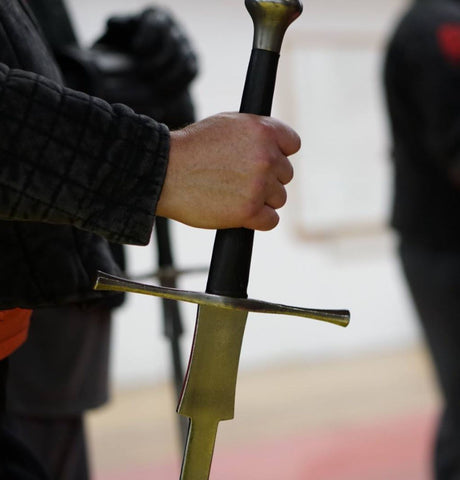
[216,114,298,231]
[275,155,294,186]
[258,115,301,157]
[278,123,301,157]
[242,126,295,230]
[265,182,288,210]
[248,114,297,186]
[243,177,287,231]
[244,205,280,231]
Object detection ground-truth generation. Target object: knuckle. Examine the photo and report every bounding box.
[252,150,277,176]
[251,115,274,138]
[256,156,273,174]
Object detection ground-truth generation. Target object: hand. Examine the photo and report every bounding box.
[156,113,301,231]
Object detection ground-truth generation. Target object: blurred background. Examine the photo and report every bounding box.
[65,0,440,478]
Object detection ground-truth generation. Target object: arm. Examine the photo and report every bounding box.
[0,63,169,245]
[0,65,299,241]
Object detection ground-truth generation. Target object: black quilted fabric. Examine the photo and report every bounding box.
[0,0,170,307]
[0,66,169,244]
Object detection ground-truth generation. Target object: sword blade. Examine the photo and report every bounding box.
[180,418,219,480]
[178,306,248,480]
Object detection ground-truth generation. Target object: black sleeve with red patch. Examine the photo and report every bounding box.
[438,22,460,64]
[383,0,460,246]
[399,3,460,172]
[429,18,460,170]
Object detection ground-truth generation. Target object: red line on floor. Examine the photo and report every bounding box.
[97,409,436,480]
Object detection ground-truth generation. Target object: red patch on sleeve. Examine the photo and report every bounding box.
[438,23,460,63]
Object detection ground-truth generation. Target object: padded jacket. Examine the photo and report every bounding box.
[0,0,169,308]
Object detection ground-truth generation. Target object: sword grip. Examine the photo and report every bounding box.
[240,49,279,117]
[206,49,280,298]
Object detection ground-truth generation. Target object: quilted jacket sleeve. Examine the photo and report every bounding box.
[0,62,170,245]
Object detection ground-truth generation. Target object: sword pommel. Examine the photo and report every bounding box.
[246,0,303,53]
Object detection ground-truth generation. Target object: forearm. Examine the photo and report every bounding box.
[0,63,169,245]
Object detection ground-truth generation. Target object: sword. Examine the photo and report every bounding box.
[95,1,351,478]
[178,3,307,476]
[154,216,189,445]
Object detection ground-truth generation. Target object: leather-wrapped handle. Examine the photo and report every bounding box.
[206,0,302,298]
[206,50,279,298]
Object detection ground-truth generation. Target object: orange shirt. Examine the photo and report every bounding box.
[0,308,32,360]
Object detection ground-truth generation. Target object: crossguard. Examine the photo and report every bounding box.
[94,271,350,327]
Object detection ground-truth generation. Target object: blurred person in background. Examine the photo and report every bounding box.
[0,0,300,479]
[5,1,198,479]
[384,0,460,478]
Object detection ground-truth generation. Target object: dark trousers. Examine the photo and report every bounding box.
[4,305,110,480]
[5,415,89,480]
[0,358,49,480]
[400,240,460,480]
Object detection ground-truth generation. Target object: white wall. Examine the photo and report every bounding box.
[66,0,417,388]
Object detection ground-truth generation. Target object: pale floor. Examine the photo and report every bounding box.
[87,344,441,479]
